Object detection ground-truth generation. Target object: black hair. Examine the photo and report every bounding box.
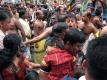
[18,8,26,18]
[0,10,11,21]
[45,37,64,49]
[95,8,102,16]
[86,34,107,80]
[66,13,77,21]
[52,22,68,34]
[0,34,21,72]
[42,9,49,21]
[54,0,57,3]
[3,34,21,52]
[57,14,67,22]
[64,28,85,44]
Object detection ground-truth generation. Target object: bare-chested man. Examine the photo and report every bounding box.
[34,10,45,36]
[6,5,26,41]
[8,17,26,41]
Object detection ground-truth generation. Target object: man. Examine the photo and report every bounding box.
[0,10,11,49]
[34,10,45,36]
[82,34,107,80]
[18,8,32,59]
[92,8,103,29]
[81,11,98,55]
[18,8,31,40]
[8,17,26,41]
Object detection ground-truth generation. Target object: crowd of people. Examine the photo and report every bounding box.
[0,0,107,80]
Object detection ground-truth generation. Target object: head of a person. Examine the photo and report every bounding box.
[64,28,85,54]
[82,11,92,23]
[95,8,102,17]
[2,4,9,11]
[0,34,21,72]
[42,9,48,21]
[45,36,64,51]
[0,10,11,32]
[95,8,103,17]
[50,14,58,26]
[54,0,57,3]
[52,22,68,39]
[65,13,77,28]
[96,0,103,9]
[84,34,107,80]
[87,6,95,13]
[12,7,17,14]
[81,12,97,35]
[36,10,44,20]
[18,8,29,19]
[92,16,103,29]
[59,7,65,14]
[57,14,67,22]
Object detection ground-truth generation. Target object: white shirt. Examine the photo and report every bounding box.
[82,33,95,55]
[0,30,5,49]
[79,76,86,80]
[19,18,31,38]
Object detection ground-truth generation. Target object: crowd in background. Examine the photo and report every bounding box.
[0,0,107,80]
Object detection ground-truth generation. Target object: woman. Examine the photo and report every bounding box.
[0,34,26,80]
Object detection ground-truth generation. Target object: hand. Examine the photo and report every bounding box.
[29,62,41,69]
[23,40,29,45]
[23,41,27,45]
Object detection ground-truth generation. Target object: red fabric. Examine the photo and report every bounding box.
[43,48,76,80]
[2,63,26,80]
[2,56,26,80]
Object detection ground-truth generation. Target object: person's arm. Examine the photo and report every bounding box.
[24,27,52,44]
[14,18,26,41]
[28,57,49,69]
[29,62,42,68]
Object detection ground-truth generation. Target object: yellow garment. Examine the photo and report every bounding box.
[35,39,46,52]
[34,39,46,64]
[94,31,100,38]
